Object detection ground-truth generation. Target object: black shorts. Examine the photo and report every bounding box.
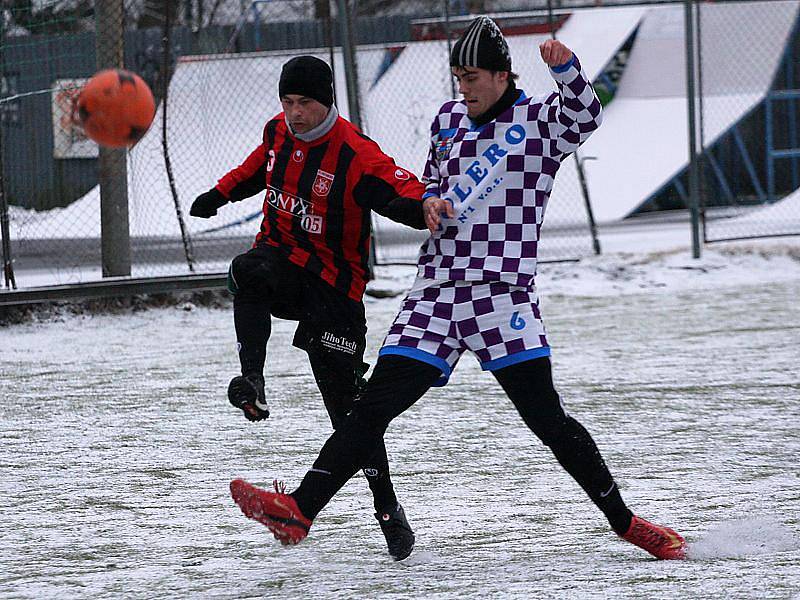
[229,244,367,371]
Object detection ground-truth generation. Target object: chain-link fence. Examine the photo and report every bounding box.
[2,0,340,288]
[626,0,800,241]
[1,0,612,293]
[363,8,615,264]
[697,0,800,242]
[3,0,798,295]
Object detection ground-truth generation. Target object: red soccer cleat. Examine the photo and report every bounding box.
[230,479,312,545]
[621,515,687,560]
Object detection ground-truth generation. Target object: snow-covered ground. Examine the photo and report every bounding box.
[1,231,799,598]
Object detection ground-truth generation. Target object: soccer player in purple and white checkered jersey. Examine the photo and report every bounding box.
[229,17,688,560]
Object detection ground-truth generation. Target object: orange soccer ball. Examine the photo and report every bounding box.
[76,69,155,148]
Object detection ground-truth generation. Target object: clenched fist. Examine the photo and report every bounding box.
[539,39,574,69]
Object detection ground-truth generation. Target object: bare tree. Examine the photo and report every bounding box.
[7,0,94,34]
[137,0,173,28]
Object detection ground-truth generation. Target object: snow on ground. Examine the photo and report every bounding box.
[1,230,799,599]
[368,221,800,299]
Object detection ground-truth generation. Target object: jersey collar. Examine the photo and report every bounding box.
[469,83,525,130]
[287,104,339,143]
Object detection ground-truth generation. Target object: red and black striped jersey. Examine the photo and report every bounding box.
[215,114,425,302]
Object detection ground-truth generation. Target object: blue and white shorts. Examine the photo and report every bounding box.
[379,278,550,386]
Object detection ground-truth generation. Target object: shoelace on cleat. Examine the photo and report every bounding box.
[632,523,672,549]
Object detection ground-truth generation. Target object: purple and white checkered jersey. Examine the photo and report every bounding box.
[419,55,602,287]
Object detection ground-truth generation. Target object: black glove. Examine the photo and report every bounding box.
[190,188,228,218]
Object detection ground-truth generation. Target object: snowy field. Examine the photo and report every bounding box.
[2,238,800,599]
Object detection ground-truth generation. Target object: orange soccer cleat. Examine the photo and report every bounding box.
[621,515,687,560]
[230,479,312,545]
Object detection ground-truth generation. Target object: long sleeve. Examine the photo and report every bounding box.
[353,151,426,230]
[422,139,442,200]
[548,55,603,157]
[422,119,443,200]
[215,143,268,202]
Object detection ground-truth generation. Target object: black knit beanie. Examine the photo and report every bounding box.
[450,16,512,72]
[279,56,334,107]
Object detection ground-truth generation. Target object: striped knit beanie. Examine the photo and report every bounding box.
[450,16,512,72]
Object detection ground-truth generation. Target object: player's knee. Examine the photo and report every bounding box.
[531,418,567,446]
[350,402,393,434]
[520,392,571,446]
[230,253,275,301]
[534,409,588,448]
[309,353,366,403]
[326,406,351,430]
[228,254,251,295]
[226,262,239,295]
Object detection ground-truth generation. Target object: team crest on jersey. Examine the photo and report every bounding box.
[394,168,410,181]
[435,133,455,162]
[312,170,334,196]
[292,149,304,162]
[436,138,453,162]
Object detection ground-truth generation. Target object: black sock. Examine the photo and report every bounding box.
[596,483,634,535]
[362,442,399,512]
[233,294,270,375]
[493,358,634,537]
[291,356,440,519]
[292,469,340,520]
[547,417,633,535]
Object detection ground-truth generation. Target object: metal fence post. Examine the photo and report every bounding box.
[548,0,601,254]
[443,0,456,98]
[0,123,15,290]
[336,0,361,129]
[335,0,372,279]
[161,3,195,272]
[0,15,16,289]
[322,0,337,105]
[577,156,601,255]
[684,0,702,259]
[96,0,131,277]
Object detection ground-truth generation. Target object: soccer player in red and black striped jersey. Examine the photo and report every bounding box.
[190,56,425,560]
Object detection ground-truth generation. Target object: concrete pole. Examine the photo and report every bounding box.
[96,0,131,277]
